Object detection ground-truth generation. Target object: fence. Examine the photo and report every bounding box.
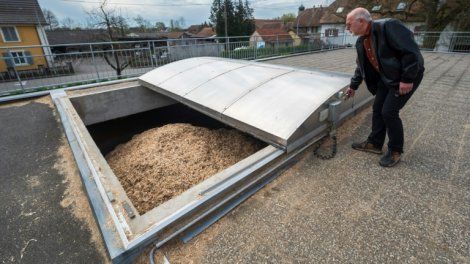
[0,31,468,97]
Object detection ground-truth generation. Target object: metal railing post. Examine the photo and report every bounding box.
[276,35,279,56]
[111,43,116,79]
[254,36,257,59]
[90,44,100,81]
[6,50,25,92]
[148,41,154,68]
[13,65,24,92]
[151,41,157,67]
[293,34,296,54]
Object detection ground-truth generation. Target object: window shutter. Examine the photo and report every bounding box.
[2,52,14,67]
[24,51,34,65]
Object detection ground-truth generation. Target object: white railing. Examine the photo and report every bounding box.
[0,31,467,97]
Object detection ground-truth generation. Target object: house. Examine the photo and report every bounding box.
[295,6,326,35]
[250,28,293,48]
[194,27,217,42]
[318,0,426,37]
[195,27,216,38]
[310,0,425,46]
[0,0,52,78]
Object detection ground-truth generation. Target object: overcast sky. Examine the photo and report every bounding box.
[38,0,334,28]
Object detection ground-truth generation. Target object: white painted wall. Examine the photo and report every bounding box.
[320,24,346,35]
[249,31,266,48]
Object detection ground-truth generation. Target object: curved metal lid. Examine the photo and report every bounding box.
[139,57,350,148]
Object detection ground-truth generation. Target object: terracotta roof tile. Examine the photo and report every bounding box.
[296,7,326,27]
[319,0,426,24]
[195,27,216,38]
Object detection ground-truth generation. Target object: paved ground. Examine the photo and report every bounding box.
[154,49,470,263]
[0,98,108,263]
[0,49,469,263]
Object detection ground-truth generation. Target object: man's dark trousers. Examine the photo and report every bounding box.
[367,71,424,153]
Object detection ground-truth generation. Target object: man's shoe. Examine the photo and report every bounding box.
[379,150,401,167]
[351,140,383,154]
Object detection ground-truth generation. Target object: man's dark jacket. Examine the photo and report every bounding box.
[350,18,424,95]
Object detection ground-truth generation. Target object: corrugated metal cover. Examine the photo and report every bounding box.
[139,57,350,148]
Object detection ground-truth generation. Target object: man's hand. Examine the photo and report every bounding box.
[399,82,413,95]
[345,87,355,99]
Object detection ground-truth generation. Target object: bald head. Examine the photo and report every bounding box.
[347,7,372,22]
[345,7,372,36]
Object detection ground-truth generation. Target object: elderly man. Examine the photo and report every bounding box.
[345,7,424,167]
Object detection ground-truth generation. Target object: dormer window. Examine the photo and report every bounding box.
[371,5,382,11]
[336,7,344,13]
[396,2,407,11]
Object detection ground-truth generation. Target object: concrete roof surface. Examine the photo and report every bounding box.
[0,49,469,263]
[158,49,470,263]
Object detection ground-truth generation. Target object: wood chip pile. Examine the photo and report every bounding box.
[106,123,263,214]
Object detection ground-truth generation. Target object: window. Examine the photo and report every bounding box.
[1,26,20,42]
[372,5,382,11]
[396,2,407,11]
[10,51,29,66]
[336,7,344,13]
[325,28,338,37]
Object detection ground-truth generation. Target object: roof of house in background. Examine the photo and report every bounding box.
[187,25,204,34]
[255,20,294,32]
[166,31,186,39]
[318,0,350,24]
[260,22,284,30]
[195,27,216,38]
[254,19,283,30]
[319,0,426,24]
[368,0,426,23]
[296,7,326,28]
[0,0,47,25]
[46,29,108,45]
[254,28,293,42]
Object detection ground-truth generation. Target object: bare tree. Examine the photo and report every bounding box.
[155,21,166,32]
[87,0,131,77]
[116,15,129,36]
[408,0,470,49]
[178,17,186,29]
[61,17,77,29]
[134,15,152,32]
[42,9,59,30]
[421,0,470,31]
